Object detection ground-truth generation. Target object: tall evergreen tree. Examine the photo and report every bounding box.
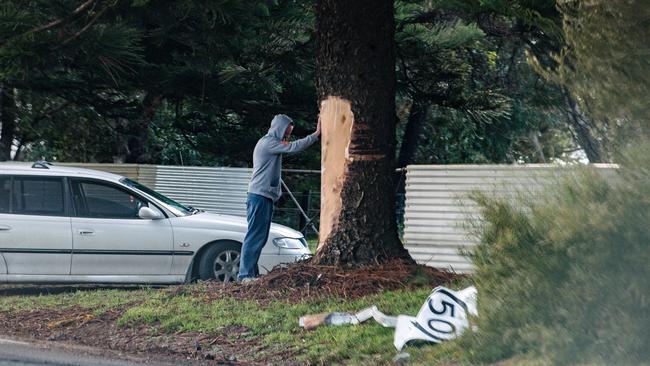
[314,0,411,264]
[0,0,145,161]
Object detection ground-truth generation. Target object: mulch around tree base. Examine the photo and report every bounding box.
[0,260,461,365]
[174,258,462,304]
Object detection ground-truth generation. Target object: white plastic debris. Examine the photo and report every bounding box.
[299,286,477,351]
[299,305,398,329]
[354,305,397,327]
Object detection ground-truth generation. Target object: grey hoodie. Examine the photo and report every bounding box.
[248,114,319,201]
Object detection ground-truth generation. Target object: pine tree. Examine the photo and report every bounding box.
[314,0,412,264]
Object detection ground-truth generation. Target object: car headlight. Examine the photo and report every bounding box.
[273,237,307,249]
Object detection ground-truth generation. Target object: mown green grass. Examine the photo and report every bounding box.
[118,286,445,364]
[0,287,153,316]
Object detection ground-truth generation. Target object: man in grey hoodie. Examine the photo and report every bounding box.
[238,114,320,282]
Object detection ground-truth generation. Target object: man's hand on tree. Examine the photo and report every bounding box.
[315,116,322,137]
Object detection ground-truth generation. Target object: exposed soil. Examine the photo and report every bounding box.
[0,260,461,365]
[0,304,282,365]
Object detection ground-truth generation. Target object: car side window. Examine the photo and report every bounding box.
[73,180,147,219]
[0,176,10,214]
[12,177,65,216]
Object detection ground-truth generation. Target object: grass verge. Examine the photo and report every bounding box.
[0,282,471,365]
[0,286,152,316]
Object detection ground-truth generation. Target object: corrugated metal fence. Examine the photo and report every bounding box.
[63,164,320,231]
[65,163,618,272]
[64,163,251,216]
[403,164,618,273]
[151,166,252,217]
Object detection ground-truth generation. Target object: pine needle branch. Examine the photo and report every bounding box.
[0,0,98,46]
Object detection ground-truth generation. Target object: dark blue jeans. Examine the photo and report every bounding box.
[238,193,274,281]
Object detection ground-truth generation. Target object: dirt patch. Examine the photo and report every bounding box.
[0,261,461,365]
[0,305,279,365]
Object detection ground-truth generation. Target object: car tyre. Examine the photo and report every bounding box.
[198,241,241,283]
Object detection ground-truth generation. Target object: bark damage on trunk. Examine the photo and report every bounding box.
[318,96,354,245]
[314,0,412,265]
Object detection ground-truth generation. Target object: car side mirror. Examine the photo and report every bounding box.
[138,206,163,220]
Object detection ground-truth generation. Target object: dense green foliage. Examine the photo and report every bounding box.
[520,0,650,161]
[0,0,588,166]
[395,0,575,165]
[453,2,650,363]
[0,0,319,165]
[461,145,650,364]
[549,0,650,143]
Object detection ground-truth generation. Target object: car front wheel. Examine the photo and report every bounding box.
[197,242,241,283]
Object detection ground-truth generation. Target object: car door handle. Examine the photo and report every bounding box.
[0,225,11,231]
[78,229,95,236]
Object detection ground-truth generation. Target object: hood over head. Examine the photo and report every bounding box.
[267,114,293,139]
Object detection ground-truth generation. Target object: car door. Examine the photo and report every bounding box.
[69,178,174,276]
[0,175,72,275]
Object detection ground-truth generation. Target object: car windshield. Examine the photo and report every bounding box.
[121,178,193,216]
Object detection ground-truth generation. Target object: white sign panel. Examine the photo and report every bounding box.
[394,286,477,350]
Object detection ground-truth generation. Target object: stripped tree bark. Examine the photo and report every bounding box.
[314,0,412,265]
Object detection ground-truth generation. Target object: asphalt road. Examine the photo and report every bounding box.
[0,338,179,366]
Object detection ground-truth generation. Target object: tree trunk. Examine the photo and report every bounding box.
[529,131,546,163]
[564,90,606,163]
[395,99,429,226]
[0,84,16,161]
[314,0,412,265]
[125,92,162,163]
[397,99,429,169]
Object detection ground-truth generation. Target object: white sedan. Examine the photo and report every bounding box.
[0,162,311,283]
